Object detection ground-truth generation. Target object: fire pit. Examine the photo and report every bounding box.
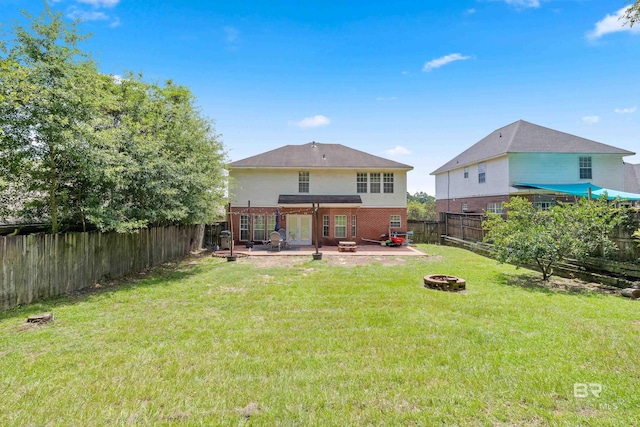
[424,274,466,292]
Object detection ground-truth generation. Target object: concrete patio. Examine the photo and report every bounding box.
[214,243,426,257]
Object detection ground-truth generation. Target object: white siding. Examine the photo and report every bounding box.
[509,153,626,191]
[229,169,408,207]
[434,156,510,199]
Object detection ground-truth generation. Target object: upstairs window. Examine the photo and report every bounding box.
[579,156,592,180]
[478,162,486,184]
[356,173,368,193]
[464,167,469,179]
[299,171,309,193]
[370,173,381,193]
[383,173,394,193]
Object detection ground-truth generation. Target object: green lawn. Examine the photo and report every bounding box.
[1,245,639,426]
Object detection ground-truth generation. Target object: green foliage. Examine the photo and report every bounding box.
[484,196,623,280]
[406,191,435,220]
[623,1,640,27]
[0,5,227,233]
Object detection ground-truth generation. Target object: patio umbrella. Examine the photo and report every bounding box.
[275,208,280,231]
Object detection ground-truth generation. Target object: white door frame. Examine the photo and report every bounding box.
[286,214,312,245]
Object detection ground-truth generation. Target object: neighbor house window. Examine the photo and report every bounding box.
[322,215,329,237]
[253,215,265,241]
[464,167,469,179]
[370,173,381,193]
[335,215,347,238]
[579,156,592,179]
[383,173,394,193]
[390,215,401,229]
[351,216,357,237]
[486,202,503,214]
[535,202,552,211]
[462,203,468,212]
[240,215,249,241]
[478,163,486,184]
[299,171,309,193]
[357,173,368,193]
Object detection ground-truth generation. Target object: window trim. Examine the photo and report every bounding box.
[579,156,592,180]
[390,215,401,229]
[351,215,356,238]
[334,215,347,238]
[370,173,381,193]
[356,173,368,193]
[322,215,329,237]
[383,173,394,194]
[299,171,310,193]
[478,162,486,184]
[464,167,469,179]
[239,214,250,241]
[486,202,503,214]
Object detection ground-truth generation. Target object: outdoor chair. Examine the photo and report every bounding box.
[269,231,282,251]
[278,228,289,249]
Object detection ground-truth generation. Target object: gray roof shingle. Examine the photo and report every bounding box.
[230,142,413,170]
[431,120,634,175]
[624,163,640,194]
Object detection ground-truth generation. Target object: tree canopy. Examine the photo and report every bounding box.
[622,1,640,27]
[483,197,624,281]
[0,5,227,233]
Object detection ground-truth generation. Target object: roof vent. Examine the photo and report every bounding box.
[311,141,316,148]
[322,154,326,160]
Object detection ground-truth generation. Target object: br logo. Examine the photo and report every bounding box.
[574,383,602,398]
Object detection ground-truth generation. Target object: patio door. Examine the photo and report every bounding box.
[287,215,312,245]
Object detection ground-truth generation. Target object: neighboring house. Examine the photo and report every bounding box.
[431,120,640,216]
[228,142,413,246]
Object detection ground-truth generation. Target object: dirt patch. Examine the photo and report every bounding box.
[505,275,622,296]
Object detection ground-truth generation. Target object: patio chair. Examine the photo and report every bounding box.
[269,231,282,251]
[278,228,289,249]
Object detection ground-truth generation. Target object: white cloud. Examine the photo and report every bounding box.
[503,0,540,8]
[76,0,120,7]
[465,8,476,15]
[296,115,331,129]
[615,106,637,114]
[582,115,600,124]
[422,53,471,72]
[385,145,412,156]
[67,8,109,21]
[587,6,640,39]
[110,17,121,27]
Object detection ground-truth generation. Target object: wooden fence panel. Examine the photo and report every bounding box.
[0,225,204,310]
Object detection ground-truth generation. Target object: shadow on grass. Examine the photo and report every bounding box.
[0,252,228,322]
[496,272,619,297]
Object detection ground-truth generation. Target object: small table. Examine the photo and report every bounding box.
[338,241,358,252]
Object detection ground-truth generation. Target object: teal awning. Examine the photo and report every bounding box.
[514,182,640,201]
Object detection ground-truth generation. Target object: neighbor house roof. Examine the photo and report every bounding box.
[230,142,413,170]
[624,163,640,194]
[431,120,634,175]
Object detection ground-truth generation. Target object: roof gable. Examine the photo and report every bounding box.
[230,142,413,170]
[431,120,634,175]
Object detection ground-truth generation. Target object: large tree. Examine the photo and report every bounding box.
[484,197,623,281]
[0,5,100,232]
[1,6,227,233]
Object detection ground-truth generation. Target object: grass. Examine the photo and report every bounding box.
[1,245,639,426]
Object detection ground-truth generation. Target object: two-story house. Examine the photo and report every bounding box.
[228,142,413,246]
[431,120,640,216]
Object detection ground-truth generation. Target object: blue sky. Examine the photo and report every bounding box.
[3,0,640,195]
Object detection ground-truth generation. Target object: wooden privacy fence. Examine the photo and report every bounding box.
[407,221,442,244]
[0,225,204,310]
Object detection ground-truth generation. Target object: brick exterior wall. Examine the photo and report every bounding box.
[227,206,407,246]
[436,194,581,217]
